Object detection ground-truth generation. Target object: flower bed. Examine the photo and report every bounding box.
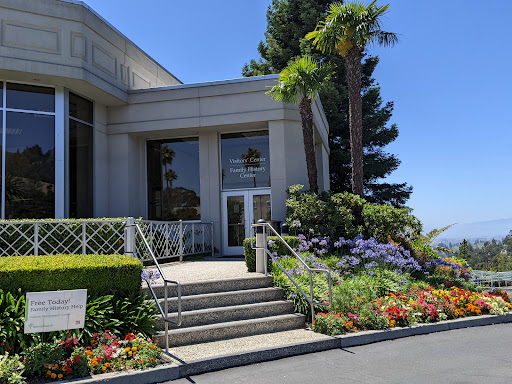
[312,287,512,336]
[2,331,161,383]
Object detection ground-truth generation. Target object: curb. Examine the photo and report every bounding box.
[62,313,512,383]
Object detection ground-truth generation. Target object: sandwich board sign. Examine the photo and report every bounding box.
[24,289,87,334]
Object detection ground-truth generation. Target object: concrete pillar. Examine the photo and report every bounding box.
[255,219,267,274]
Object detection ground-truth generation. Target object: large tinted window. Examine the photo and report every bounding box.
[69,92,93,218]
[6,83,55,112]
[221,131,270,190]
[147,138,200,221]
[5,112,55,218]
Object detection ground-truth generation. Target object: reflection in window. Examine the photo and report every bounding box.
[221,131,270,190]
[5,112,55,218]
[147,138,200,221]
[69,93,93,218]
[6,83,55,112]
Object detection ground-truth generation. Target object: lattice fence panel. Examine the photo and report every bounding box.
[0,221,35,256]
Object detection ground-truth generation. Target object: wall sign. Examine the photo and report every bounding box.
[24,289,87,334]
[221,131,270,190]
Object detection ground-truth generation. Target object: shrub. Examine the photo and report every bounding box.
[0,254,142,296]
[243,236,299,272]
[1,291,157,354]
[24,342,65,377]
[285,185,422,243]
[0,353,25,384]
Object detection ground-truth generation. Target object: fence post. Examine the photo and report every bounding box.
[124,217,135,257]
[179,220,184,262]
[255,219,267,274]
[192,223,195,254]
[211,222,214,257]
[34,222,39,256]
[82,222,87,255]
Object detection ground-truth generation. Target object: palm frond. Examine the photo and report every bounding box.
[306,1,396,56]
[266,55,335,104]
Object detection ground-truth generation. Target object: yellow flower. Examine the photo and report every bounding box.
[125,347,131,353]
[128,351,132,356]
[131,346,137,352]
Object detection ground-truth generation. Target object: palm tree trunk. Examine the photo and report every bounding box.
[299,97,318,194]
[345,48,364,198]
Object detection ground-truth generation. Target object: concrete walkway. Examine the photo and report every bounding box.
[148,257,258,284]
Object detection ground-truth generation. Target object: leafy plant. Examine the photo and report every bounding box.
[23,342,65,377]
[0,353,25,384]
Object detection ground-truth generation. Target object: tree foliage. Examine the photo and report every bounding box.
[243,0,412,206]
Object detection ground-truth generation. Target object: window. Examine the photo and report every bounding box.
[147,138,200,221]
[69,92,93,218]
[221,131,270,190]
[0,82,56,219]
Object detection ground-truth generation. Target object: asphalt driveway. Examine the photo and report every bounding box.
[165,323,512,384]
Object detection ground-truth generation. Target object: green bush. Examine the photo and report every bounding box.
[0,290,157,354]
[0,254,142,296]
[243,236,300,272]
[0,353,25,384]
[285,185,422,243]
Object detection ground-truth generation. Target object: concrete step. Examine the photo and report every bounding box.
[168,328,337,377]
[157,313,306,347]
[155,300,295,329]
[143,275,274,298]
[157,287,285,312]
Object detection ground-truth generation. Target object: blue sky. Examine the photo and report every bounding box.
[84,0,512,230]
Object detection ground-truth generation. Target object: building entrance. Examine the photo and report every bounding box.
[221,189,271,256]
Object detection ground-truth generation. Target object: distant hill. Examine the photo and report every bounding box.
[433,218,512,246]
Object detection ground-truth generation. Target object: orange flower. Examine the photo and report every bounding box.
[47,370,52,376]
[85,350,93,355]
[105,363,111,368]
[131,346,137,352]
[58,374,63,379]
[51,373,57,379]
[102,366,107,371]
[91,361,98,367]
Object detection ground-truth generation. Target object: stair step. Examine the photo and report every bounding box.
[155,300,294,329]
[143,275,274,297]
[157,287,285,312]
[156,313,306,347]
[168,328,337,377]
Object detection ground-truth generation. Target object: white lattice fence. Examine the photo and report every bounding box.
[0,219,126,256]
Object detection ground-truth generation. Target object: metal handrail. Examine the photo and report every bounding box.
[133,223,182,353]
[250,222,333,325]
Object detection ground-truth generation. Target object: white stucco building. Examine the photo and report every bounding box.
[0,0,330,255]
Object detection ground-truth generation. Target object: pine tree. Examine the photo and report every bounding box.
[243,0,412,206]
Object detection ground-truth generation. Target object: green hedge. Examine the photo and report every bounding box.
[244,236,300,272]
[0,254,142,296]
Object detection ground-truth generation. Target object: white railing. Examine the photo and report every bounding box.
[472,270,512,287]
[136,220,214,261]
[250,221,333,325]
[0,217,213,260]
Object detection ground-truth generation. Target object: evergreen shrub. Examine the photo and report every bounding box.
[0,254,142,296]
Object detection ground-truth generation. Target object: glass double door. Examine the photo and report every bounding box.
[222,190,271,256]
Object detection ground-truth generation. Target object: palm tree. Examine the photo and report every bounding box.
[267,55,334,194]
[242,147,261,188]
[306,1,397,197]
